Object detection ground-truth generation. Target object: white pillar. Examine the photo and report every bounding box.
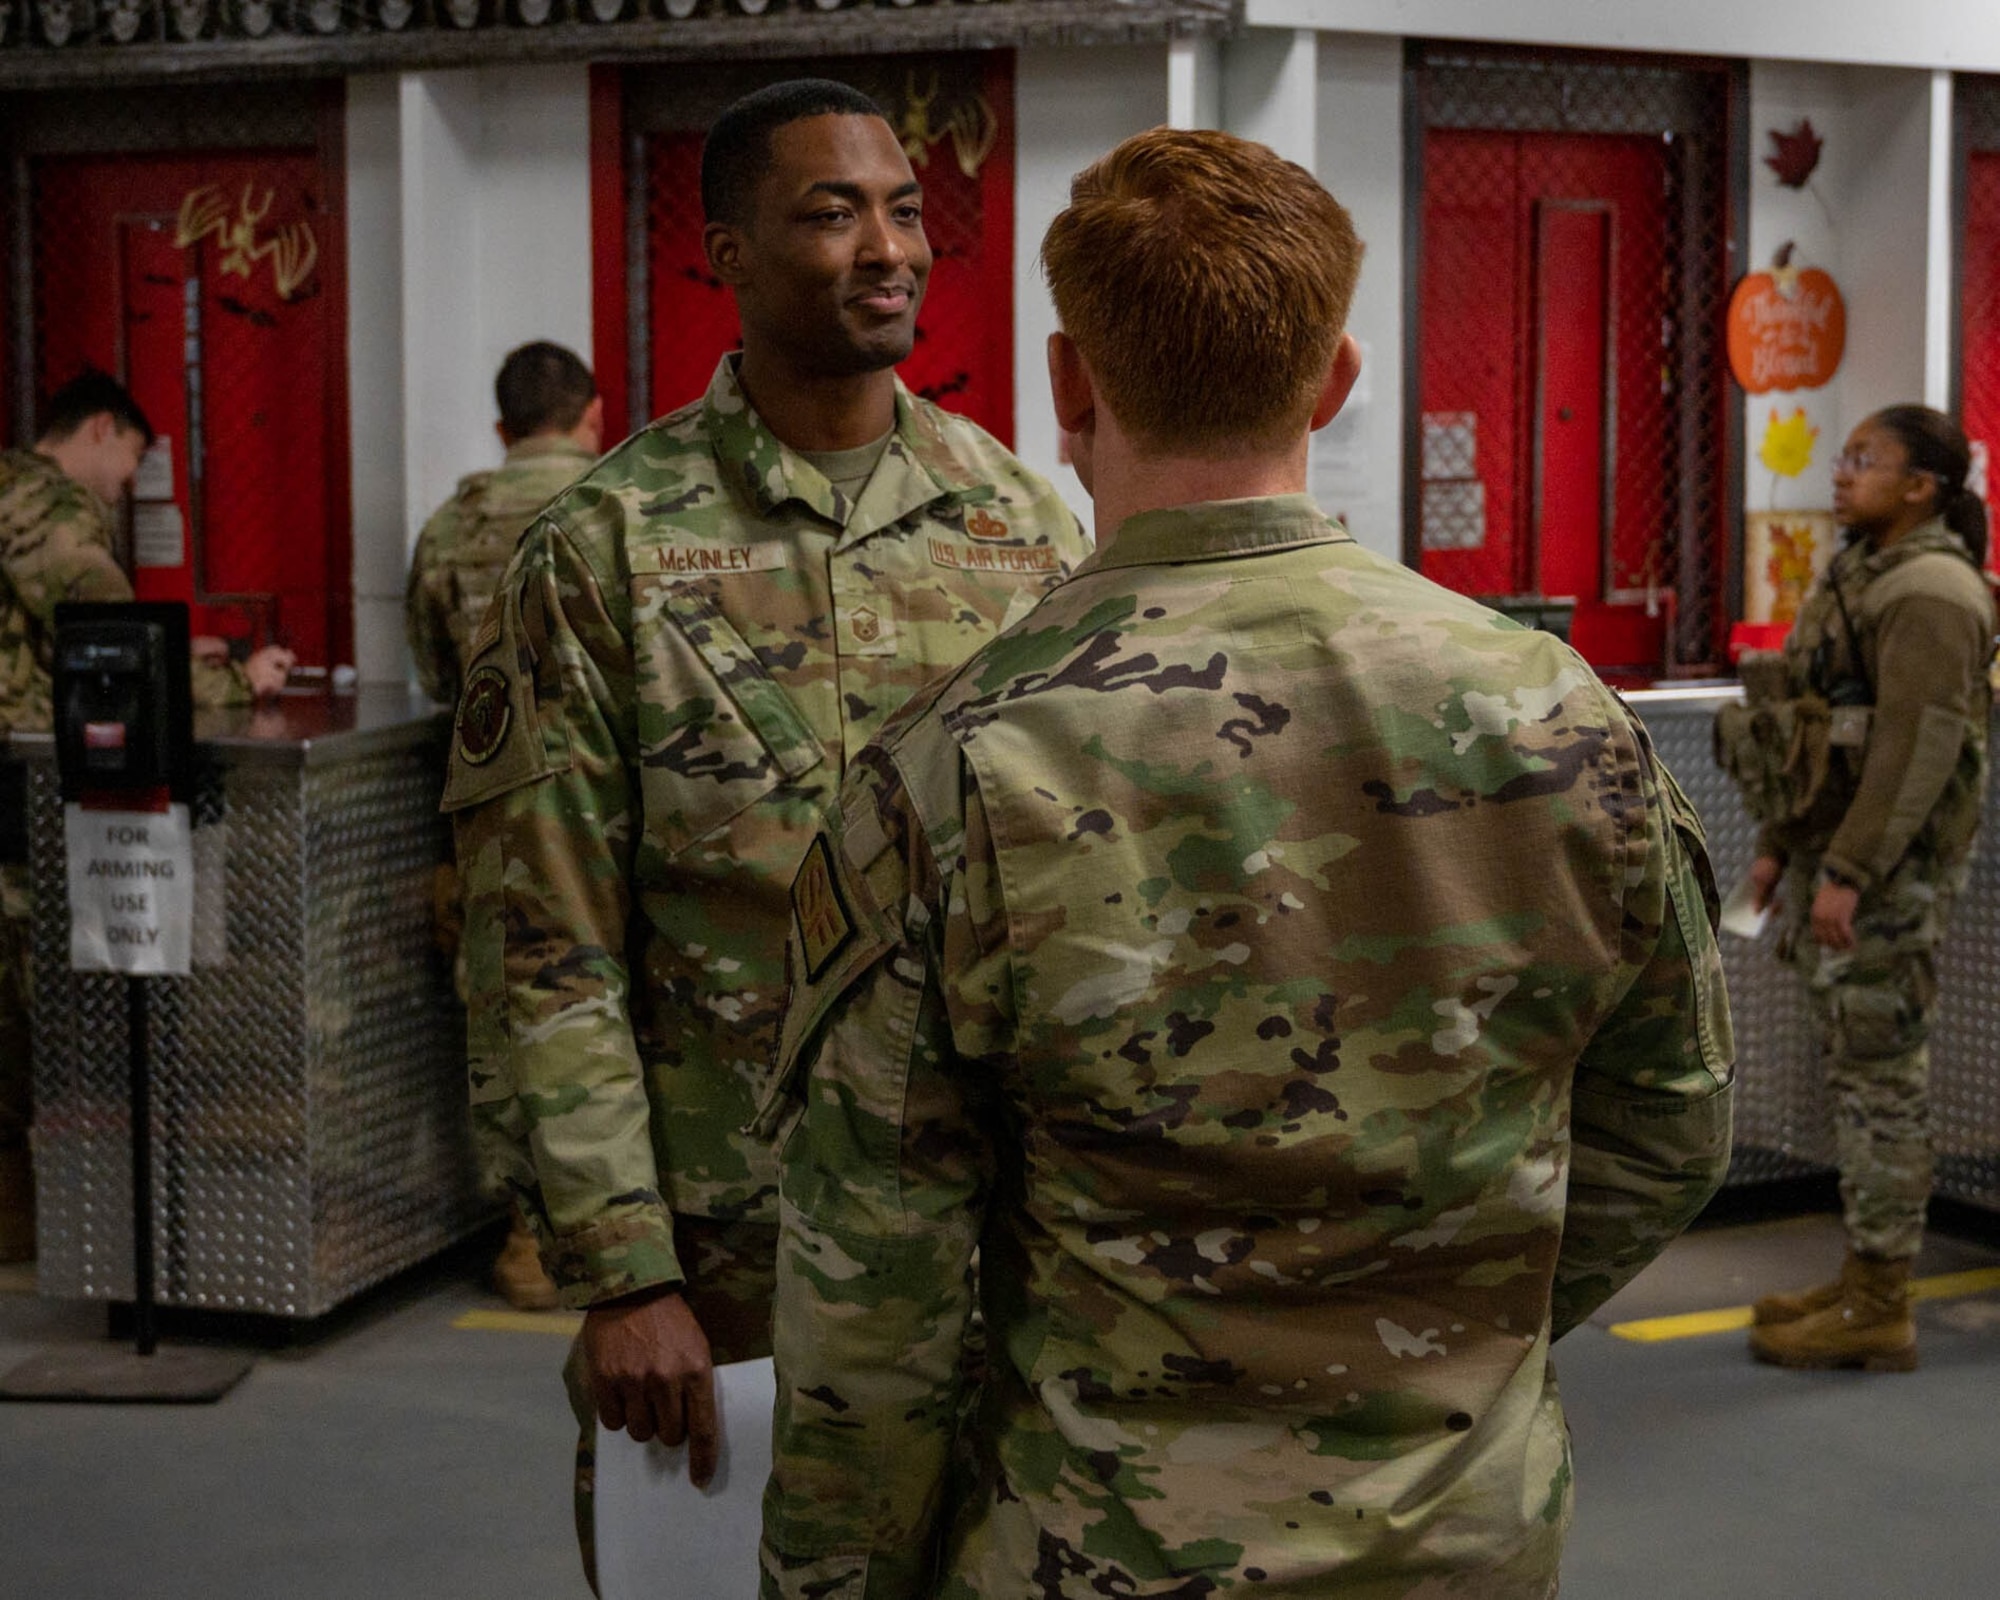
[1167,37,1223,131]
[1925,69,1955,412]
[1221,28,1318,169]
[346,75,409,687]
[398,72,487,558]
[1315,32,1405,560]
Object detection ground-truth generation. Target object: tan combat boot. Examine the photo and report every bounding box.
[492,1208,560,1311]
[0,1145,34,1265]
[1752,1255,1853,1326]
[1749,1254,1917,1372]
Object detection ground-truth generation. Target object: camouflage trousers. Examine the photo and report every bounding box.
[563,1214,777,1597]
[0,862,31,1154]
[1783,855,1965,1262]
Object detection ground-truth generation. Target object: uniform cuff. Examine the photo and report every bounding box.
[1817,852,1873,893]
[546,1201,684,1310]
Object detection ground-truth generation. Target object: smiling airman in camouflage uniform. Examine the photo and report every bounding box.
[760,128,1733,1600]
[444,352,1082,1576]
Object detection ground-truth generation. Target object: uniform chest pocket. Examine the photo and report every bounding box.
[629,574,825,857]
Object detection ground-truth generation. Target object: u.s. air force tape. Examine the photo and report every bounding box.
[791,833,855,983]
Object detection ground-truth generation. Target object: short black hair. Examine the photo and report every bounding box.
[40,370,154,447]
[700,78,890,227]
[495,341,596,440]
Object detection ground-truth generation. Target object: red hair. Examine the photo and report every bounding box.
[1041,128,1363,452]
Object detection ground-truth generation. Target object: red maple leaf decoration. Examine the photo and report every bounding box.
[1765,119,1824,188]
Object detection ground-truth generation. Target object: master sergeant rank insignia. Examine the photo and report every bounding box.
[456,665,513,765]
[791,833,855,982]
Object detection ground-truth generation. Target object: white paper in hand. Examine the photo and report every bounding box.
[1718,874,1773,941]
[594,1356,775,1600]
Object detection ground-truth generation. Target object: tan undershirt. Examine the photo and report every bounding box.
[796,432,894,518]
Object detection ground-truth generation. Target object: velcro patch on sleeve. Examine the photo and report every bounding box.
[791,833,856,983]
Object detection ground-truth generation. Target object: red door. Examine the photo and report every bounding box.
[1421,129,1676,676]
[1964,148,2000,573]
[33,150,349,669]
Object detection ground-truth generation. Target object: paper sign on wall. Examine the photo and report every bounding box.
[132,504,185,569]
[63,802,194,975]
[133,437,175,502]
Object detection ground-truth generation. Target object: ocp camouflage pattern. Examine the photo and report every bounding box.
[761,494,1734,1599]
[0,447,252,730]
[442,355,1087,1307]
[1755,516,1994,1263]
[1755,517,1993,888]
[405,436,598,706]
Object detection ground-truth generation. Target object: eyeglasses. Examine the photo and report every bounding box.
[1831,449,1901,475]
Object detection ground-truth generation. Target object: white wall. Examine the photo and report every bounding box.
[1743,61,1940,521]
[1312,32,1403,560]
[346,76,409,687]
[346,65,594,686]
[1012,45,1169,525]
[1245,0,2000,75]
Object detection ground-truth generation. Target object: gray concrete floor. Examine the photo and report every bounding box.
[0,1212,1996,1598]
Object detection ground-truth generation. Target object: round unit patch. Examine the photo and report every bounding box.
[456,666,513,765]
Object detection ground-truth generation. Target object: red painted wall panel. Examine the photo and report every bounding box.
[33,139,349,667]
[1421,128,1677,672]
[1964,149,2000,573]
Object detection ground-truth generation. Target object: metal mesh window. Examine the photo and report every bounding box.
[1412,46,1740,675]
[3,84,350,669]
[1959,74,2000,564]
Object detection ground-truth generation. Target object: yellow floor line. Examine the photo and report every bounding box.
[454,1307,584,1337]
[1609,1264,2000,1343]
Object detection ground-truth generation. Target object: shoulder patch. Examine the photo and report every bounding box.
[791,833,856,983]
[455,665,512,765]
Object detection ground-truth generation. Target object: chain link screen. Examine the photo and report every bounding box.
[1416,48,1736,674]
[1960,75,2000,569]
[5,85,349,668]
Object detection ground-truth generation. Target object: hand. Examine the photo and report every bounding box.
[1749,855,1784,913]
[1811,879,1859,951]
[243,645,296,700]
[582,1289,719,1486]
[190,634,231,664]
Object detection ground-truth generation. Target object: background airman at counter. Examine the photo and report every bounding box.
[406,339,604,1314]
[1719,404,1996,1373]
[0,371,293,1265]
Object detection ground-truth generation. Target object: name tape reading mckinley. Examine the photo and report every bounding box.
[63,803,195,976]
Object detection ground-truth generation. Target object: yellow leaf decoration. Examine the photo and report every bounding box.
[1758,406,1818,479]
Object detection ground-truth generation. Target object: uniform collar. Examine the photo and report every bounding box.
[699,354,992,542]
[502,435,595,468]
[1857,515,1976,575]
[1076,494,1351,576]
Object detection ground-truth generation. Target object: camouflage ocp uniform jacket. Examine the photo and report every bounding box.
[441,356,1087,1308]
[762,495,1735,1600]
[1756,517,1994,891]
[405,435,598,707]
[0,447,248,734]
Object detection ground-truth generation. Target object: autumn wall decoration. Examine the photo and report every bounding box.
[1728,241,1846,395]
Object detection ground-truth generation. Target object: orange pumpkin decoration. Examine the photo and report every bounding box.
[1728,242,1846,394]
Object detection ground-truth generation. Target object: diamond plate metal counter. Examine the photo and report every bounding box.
[1632,688,2000,1211]
[26,697,491,1318]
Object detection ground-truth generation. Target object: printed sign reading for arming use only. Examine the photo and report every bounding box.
[63,802,195,975]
